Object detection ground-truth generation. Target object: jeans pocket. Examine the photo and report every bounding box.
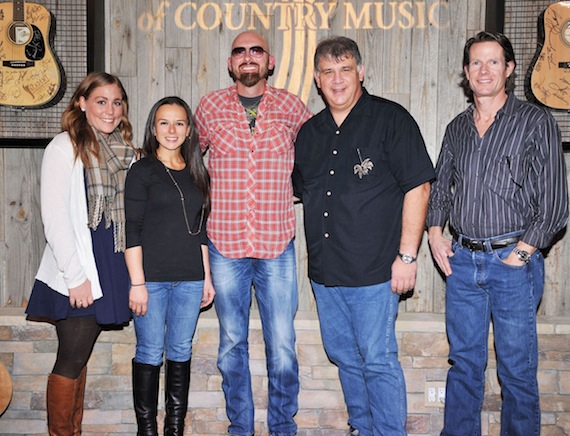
[493,246,527,270]
[450,240,459,258]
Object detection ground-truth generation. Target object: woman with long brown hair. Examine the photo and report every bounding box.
[26,72,136,434]
[125,96,214,435]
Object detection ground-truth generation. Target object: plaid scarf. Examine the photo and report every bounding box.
[85,127,134,252]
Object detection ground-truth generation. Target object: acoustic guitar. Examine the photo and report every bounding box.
[0,0,65,108]
[526,1,570,110]
[0,362,12,416]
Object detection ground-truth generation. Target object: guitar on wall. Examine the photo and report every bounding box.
[0,0,65,108]
[526,1,570,110]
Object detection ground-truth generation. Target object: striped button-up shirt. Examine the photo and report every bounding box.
[427,93,568,249]
[195,84,312,259]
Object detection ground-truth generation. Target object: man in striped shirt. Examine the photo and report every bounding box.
[194,31,312,436]
[427,31,568,435]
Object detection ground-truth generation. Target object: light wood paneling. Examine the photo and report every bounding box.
[0,148,43,308]
[2,0,569,318]
[106,0,464,314]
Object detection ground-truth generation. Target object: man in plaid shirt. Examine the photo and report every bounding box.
[195,31,312,436]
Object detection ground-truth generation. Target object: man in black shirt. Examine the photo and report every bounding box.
[293,36,434,435]
[427,32,568,435]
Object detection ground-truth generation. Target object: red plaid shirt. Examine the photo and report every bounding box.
[195,85,312,259]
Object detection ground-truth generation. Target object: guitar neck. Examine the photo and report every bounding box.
[13,0,25,21]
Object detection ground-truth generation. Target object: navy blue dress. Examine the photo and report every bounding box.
[26,215,131,325]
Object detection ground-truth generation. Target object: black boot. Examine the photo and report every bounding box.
[164,359,191,435]
[132,360,160,436]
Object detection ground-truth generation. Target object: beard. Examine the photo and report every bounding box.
[238,72,263,87]
[230,62,269,87]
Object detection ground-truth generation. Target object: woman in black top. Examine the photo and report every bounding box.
[125,96,214,435]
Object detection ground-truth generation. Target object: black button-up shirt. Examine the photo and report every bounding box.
[294,89,435,287]
[427,92,568,249]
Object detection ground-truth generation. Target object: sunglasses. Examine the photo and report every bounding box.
[231,46,268,58]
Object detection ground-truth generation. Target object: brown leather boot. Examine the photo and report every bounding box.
[72,367,87,435]
[47,373,77,435]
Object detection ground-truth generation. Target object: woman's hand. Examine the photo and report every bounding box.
[201,276,215,308]
[69,279,94,308]
[129,285,149,316]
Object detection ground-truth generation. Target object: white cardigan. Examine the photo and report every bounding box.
[35,132,103,299]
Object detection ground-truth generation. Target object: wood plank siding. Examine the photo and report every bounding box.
[1,0,569,317]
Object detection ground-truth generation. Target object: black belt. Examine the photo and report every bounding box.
[456,234,520,252]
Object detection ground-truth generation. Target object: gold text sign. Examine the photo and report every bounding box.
[136,1,450,103]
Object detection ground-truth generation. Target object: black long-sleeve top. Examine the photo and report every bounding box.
[125,157,207,282]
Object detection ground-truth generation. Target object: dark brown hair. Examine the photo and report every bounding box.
[142,96,210,217]
[61,72,133,166]
[460,31,517,103]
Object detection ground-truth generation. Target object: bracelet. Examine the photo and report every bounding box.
[131,283,145,287]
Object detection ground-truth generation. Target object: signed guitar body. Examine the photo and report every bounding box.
[0,362,12,415]
[526,1,570,110]
[0,0,65,108]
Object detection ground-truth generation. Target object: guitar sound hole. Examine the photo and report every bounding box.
[8,22,32,45]
[563,22,570,46]
[24,25,45,61]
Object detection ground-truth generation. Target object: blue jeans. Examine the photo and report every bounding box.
[133,281,204,366]
[312,280,407,436]
[442,238,544,436]
[209,240,299,436]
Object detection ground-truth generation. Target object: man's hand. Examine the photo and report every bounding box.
[503,242,535,267]
[428,226,453,276]
[391,258,417,295]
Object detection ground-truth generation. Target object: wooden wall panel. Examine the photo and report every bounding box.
[429,0,471,314]
[104,0,464,311]
[3,0,569,318]
[164,48,194,103]
[0,149,43,308]
[102,0,568,317]
[107,0,138,77]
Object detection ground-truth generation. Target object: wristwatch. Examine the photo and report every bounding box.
[398,252,417,264]
[513,248,531,264]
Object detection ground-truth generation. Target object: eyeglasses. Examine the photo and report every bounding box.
[231,46,268,58]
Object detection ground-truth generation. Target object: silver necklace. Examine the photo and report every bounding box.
[163,164,204,236]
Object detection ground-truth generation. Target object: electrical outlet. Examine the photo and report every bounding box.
[424,381,446,407]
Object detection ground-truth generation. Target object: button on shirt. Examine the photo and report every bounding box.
[427,93,568,249]
[195,85,312,259]
[293,89,435,286]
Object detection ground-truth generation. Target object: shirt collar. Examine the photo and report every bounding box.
[316,86,370,127]
[498,92,521,117]
[230,83,276,107]
[465,91,520,121]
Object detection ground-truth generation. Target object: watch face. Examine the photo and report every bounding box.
[515,249,531,262]
[400,253,415,264]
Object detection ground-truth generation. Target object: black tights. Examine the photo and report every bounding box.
[52,316,101,379]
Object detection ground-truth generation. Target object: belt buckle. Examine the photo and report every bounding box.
[467,238,484,251]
